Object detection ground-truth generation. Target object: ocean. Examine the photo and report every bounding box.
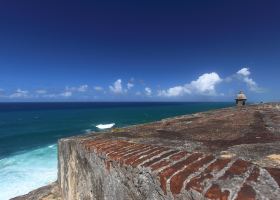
[0,102,233,199]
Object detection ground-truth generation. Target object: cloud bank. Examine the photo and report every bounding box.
[0,67,264,100]
[60,91,72,97]
[158,72,222,97]
[10,89,29,98]
[66,84,88,92]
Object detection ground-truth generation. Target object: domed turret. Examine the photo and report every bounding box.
[235,91,247,106]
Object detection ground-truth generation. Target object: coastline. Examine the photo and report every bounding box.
[13,103,280,199]
[0,102,233,199]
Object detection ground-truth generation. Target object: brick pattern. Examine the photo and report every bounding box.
[82,139,280,200]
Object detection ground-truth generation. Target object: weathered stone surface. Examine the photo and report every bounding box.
[10,182,61,200]
[14,103,280,199]
[58,137,280,199]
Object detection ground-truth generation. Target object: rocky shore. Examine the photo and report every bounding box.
[13,103,280,200]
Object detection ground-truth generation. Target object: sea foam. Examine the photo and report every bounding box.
[96,123,115,129]
[0,145,57,200]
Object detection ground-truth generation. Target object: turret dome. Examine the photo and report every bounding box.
[236,91,247,100]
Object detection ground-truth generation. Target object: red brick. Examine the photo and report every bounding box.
[118,146,156,166]
[266,168,280,187]
[88,142,112,152]
[247,167,260,182]
[235,184,256,200]
[206,158,232,173]
[83,139,107,150]
[131,148,168,167]
[95,141,119,152]
[117,144,149,155]
[104,144,130,155]
[220,159,251,180]
[169,155,215,195]
[187,174,213,193]
[169,151,189,161]
[113,146,143,157]
[185,158,231,193]
[101,142,134,155]
[89,139,111,147]
[98,141,127,152]
[107,144,145,157]
[107,144,145,156]
[124,147,163,165]
[91,140,116,152]
[204,184,230,200]
[142,150,178,167]
[82,139,105,146]
[110,145,151,161]
[159,153,203,194]
[112,143,141,154]
[150,160,171,171]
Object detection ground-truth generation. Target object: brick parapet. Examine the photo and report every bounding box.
[82,139,280,200]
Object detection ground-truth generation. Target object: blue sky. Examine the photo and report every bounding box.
[0,0,279,102]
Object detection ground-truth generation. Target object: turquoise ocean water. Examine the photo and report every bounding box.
[0,102,233,199]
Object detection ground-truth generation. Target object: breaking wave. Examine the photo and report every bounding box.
[0,145,57,200]
[96,123,115,129]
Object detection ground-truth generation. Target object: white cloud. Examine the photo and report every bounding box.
[158,86,190,97]
[61,91,72,97]
[237,68,250,76]
[109,79,123,94]
[189,72,222,94]
[158,72,222,97]
[66,84,88,92]
[243,77,258,91]
[236,68,262,92]
[76,84,88,92]
[135,91,141,96]
[36,89,47,94]
[94,86,103,91]
[145,87,152,96]
[60,85,86,97]
[127,82,134,90]
[10,89,29,98]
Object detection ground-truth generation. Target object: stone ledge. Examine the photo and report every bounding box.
[79,138,280,199]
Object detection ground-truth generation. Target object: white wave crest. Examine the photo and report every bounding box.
[0,145,57,200]
[96,123,115,129]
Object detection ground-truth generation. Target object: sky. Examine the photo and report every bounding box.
[0,0,280,102]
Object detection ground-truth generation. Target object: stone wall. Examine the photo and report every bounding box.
[58,138,280,200]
